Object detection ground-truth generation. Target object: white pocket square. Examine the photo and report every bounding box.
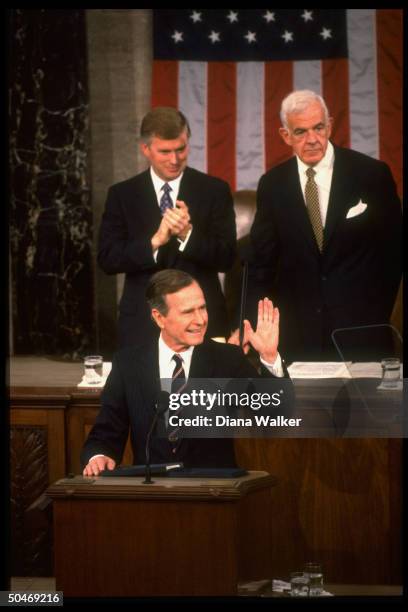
[346,200,367,219]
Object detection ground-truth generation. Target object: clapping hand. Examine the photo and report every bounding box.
[151,200,192,250]
[163,200,192,240]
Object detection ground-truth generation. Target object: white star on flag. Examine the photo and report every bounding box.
[320,27,332,40]
[227,11,238,23]
[190,11,202,23]
[244,31,257,44]
[301,10,313,22]
[209,30,221,43]
[263,11,276,23]
[171,30,183,43]
[282,30,294,43]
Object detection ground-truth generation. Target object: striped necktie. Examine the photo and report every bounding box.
[305,167,324,252]
[171,353,186,394]
[168,354,187,444]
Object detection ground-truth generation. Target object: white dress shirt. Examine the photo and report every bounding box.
[150,167,192,257]
[296,141,335,227]
[159,334,194,381]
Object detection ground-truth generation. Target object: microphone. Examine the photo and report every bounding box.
[143,391,170,484]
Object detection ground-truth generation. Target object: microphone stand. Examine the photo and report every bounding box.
[143,413,158,484]
[143,392,169,484]
[239,261,249,350]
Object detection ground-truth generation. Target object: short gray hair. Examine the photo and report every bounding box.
[280,90,330,129]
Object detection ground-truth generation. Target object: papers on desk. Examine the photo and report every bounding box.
[272,579,333,596]
[77,362,112,388]
[239,578,334,596]
[348,362,382,378]
[288,362,351,379]
[288,362,388,379]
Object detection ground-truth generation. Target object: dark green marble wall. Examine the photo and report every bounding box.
[9,9,95,357]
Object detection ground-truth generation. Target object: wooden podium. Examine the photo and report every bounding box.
[47,471,276,597]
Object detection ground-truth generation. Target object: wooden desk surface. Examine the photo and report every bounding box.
[8,356,84,388]
[47,471,277,501]
[325,583,402,596]
[8,356,103,401]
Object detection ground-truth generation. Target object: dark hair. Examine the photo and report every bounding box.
[140,107,191,143]
[146,269,196,315]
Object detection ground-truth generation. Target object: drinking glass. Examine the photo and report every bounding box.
[84,355,103,384]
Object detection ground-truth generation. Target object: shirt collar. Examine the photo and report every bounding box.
[158,334,195,365]
[150,166,184,195]
[296,140,334,176]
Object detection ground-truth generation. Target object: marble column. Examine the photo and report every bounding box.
[86,9,152,357]
[9,9,95,358]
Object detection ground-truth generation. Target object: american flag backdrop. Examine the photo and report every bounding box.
[152,9,402,196]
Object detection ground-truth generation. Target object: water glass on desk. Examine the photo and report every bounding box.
[304,562,324,596]
[380,358,401,389]
[84,355,103,384]
[290,572,309,597]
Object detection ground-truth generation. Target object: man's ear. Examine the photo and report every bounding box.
[140,141,151,161]
[279,126,291,146]
[151,308,165,329]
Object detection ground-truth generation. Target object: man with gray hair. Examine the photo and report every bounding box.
[248,89,402,361]
[82,269,283,475]
[98,107,236,348]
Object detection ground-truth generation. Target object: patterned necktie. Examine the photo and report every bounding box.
[171,354,186,395]
[168,354,187,444]
[159,183,173,215]
[305,167,324,252]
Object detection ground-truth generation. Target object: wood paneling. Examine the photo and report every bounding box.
[235,438,402,584]
[49,474,274,597]
[9,357,402,584]
[10,427,50,576]
[10,396,67,577]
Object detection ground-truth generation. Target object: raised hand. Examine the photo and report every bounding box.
[245,298,279,363]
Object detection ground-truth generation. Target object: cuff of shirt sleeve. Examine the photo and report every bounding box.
[177,227,192,251]
[88,454,106,463]
[260,352,284,377]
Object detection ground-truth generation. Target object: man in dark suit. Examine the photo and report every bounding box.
[82,269,284,476]
[98,107,236,348]
[248,90,402,362]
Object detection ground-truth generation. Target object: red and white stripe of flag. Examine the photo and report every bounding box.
[152,9,402,197]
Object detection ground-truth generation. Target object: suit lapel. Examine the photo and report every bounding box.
[137,342,161,414]
[139,170,162,231]
[177,166,194,206]
[324,147,357,250]
[136,341,175,457]
[189,342,215,379]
